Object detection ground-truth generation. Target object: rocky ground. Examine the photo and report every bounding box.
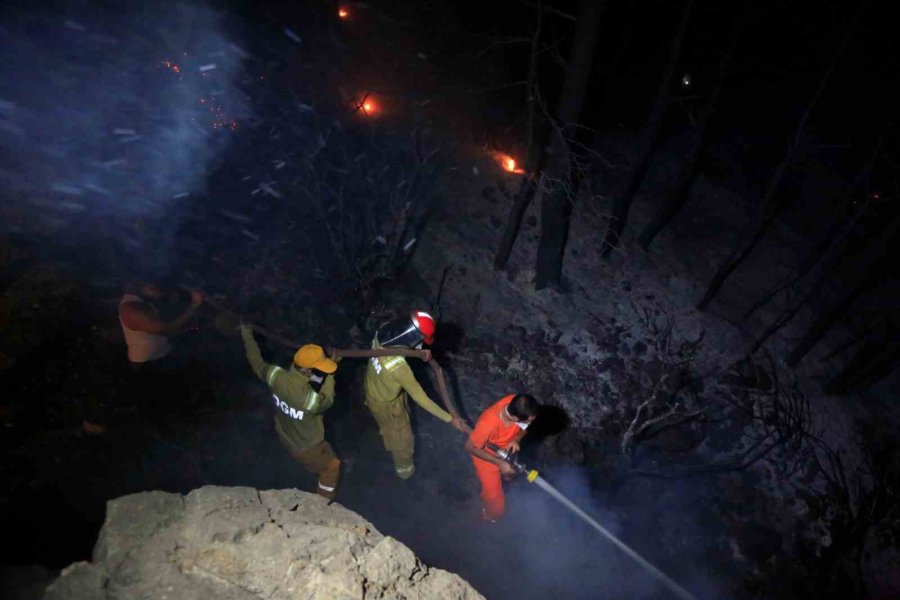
[44,486,482,600]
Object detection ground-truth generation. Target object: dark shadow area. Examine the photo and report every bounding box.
[527,404,571,441]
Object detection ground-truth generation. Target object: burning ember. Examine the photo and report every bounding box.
[355,94,379,116]
[493,152,524,174]
[160,60,181,73]
[338,7,349,19]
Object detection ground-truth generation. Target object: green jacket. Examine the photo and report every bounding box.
[241,327,335,453]
[363,339,452,423]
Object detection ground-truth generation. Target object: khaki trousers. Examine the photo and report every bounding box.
[280,437,341,501]
[365,395,415,478]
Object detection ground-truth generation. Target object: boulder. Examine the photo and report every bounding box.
[44,486,483,600]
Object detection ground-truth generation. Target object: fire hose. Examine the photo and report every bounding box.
[484,443,698,600]
[200,295,467,427]
[203,293,695,599]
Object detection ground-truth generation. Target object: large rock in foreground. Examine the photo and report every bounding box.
[44,486,483,600]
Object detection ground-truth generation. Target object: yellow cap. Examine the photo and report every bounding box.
[293,344,337,374]
[526,470,539,483]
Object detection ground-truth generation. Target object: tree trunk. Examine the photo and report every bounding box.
[495,0,546,271]
[786,251,892,368]
[750,213,899,355]
[740,136,883,322]
[639,4,744,250]
[696,29,850,311]
[533,0,604,289]
[826,333,900,394]
[600,0,695,258]
[597,17,634,109]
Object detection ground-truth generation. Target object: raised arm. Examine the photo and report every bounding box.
[240,325,279,383]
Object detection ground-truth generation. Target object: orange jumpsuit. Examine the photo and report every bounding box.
[468,394,528,520]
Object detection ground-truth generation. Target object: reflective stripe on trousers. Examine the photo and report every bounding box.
[279,437,341,500]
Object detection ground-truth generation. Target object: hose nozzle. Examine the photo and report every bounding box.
[485,442,538,483]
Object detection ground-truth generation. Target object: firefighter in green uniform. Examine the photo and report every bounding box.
[240,325,341,501]
[364,310,470,479]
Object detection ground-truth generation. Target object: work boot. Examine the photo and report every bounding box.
[316,481,337,504]
[395,464,415,480]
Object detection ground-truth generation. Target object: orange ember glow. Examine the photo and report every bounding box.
[357,95,379,116]
[338,7,349,19]
[493,152,524,174]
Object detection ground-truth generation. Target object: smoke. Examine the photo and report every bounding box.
[480,464,728,600]
[0,1,248,272]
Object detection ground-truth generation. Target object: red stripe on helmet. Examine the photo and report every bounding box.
[411,310,436,344]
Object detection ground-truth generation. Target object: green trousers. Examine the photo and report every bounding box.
[365,394,415,478]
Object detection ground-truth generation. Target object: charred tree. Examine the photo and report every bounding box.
[600,0,695,258]
[639,6,745,251]
[826,324,900,394]
[494,0,546,271]
[786,251,892,368]
[696,29,850,310]
[750,212,899,356]
[533,0,604,289]
[741,136,884,322]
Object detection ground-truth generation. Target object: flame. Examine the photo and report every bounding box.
[494,152,524,174]
[357,94,379,116]
[338,7,349,19]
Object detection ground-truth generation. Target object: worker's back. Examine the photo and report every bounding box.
[269,367,333,453]
[118,293,171,363]
[364,339,408,403]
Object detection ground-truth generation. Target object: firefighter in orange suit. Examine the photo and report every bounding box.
[465,393,539,521]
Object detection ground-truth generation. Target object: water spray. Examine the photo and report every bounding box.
[486,443,699,600]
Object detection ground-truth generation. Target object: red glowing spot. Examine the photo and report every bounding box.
[338,7,349,19]
[356,95,379,116]
[160,60,182,73]
[493,152,524,174]
[873,193,881,200]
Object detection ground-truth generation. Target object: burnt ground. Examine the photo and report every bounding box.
[2,2,900,599]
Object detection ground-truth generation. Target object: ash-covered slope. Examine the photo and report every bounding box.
[43,486,483,600]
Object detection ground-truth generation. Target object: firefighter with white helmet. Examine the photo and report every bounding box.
[364,310,469,478]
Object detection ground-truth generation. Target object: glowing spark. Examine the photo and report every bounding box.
[338,7,349,19]
[160,60,181,73]
[283,28,302,44]
[505,158,516,171]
